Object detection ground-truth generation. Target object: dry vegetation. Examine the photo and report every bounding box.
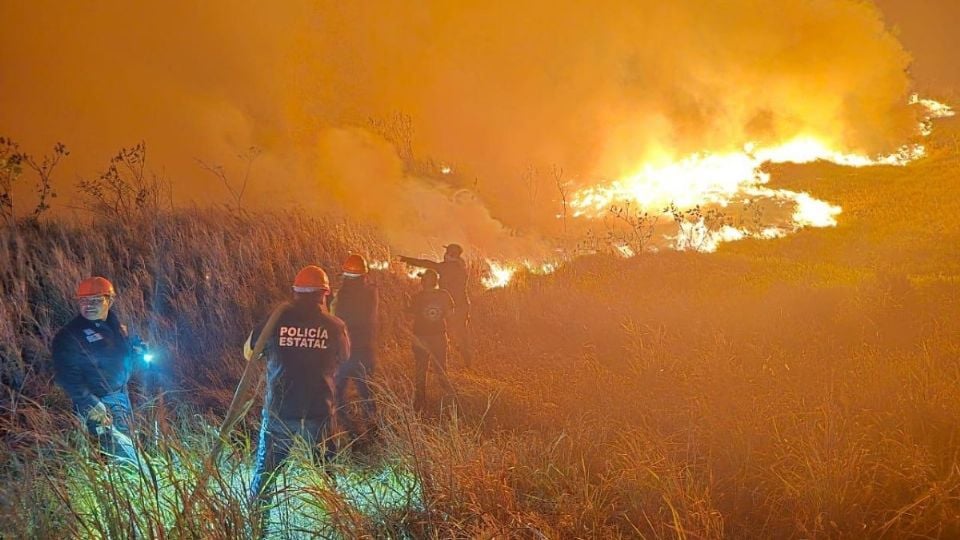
[2,121,960,538]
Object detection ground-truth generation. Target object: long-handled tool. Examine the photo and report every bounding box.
[181,304,286,517]
[212,304,287,463]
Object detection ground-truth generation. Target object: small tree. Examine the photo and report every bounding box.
[0,137,67,225]
[76,142,171,221]
[664,203,732,252]
[609,202,660,255]
[553,165,569,234]
[22,142,67,219]
[0,138,23,226]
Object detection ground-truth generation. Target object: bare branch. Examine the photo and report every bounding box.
[196,146,260,211]
[553,165,568,234]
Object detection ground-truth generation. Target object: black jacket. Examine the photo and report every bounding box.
[332,279,379,350]
[400,257,469,308]
[251,297,350,419]
[51,311,133,416]
[408,288,456,336]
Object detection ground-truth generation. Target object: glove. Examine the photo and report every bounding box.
[131,335,149,355]
[86,401,113,427]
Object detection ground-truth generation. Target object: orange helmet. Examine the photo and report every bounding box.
[342,254,368,277]
[75,276,115,298]
[293,265,330,293]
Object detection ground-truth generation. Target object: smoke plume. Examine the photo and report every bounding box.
[1,0,927,256]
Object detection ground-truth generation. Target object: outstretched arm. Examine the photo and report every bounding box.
[398,256,440,271]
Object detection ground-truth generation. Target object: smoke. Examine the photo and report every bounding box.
[314,126,548,259]
[1,0,925,257]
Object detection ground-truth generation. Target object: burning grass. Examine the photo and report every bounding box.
[2,127,960,537]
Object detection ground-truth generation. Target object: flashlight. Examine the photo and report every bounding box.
[131,334,154,365]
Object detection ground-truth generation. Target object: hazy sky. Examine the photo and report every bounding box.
[1,1,954,254]
[875,0,960,96]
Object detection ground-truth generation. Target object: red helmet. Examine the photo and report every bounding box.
[293,265,330,293]
[75,277,115,298]
[342,254,368,276]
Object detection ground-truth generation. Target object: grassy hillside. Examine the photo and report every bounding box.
[1,122,959,538]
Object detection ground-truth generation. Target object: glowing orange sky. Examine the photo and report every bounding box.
[1,1,955,253]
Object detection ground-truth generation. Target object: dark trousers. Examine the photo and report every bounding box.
[413,333,456,405]
[249,412,336,506]
[334,347,377,434]
[449,306,473,366]
[84,389,139,464]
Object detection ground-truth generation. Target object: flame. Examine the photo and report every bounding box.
[911,94,955,137]
[787,191,842,228]
[526,261,558,274]
[370,259,421,279]
[481,259,559,288]
[570,97,954,252]
[482,260,517,289]
[910,93,956,119]
[476,97,952,288]
[571,134,923,225]
[369,260,390,271]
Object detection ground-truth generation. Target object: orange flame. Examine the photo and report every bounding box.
[482,97,952,287]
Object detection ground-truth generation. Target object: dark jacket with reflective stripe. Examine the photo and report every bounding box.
[251,297,350,419]
[331,279,378,350]
[51,311,133,416]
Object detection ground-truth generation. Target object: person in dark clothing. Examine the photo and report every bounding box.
[245,265,350,523]
[399,243,474,367]
[407,269,457,410]
[51,276,141,463]
[332,254,379,437]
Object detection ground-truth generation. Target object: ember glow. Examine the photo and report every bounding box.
[481,261,517,289]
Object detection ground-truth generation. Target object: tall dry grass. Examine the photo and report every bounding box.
[2,126,960,537]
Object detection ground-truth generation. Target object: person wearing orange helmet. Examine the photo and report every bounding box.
[51,276,141,463]
[244,265,350,526]
[331,254,380,437]
[399,243,474,368]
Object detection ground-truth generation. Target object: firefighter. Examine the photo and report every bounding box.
[408,269,457,410]
[51,276,142,463]
[399,243,474,367]
[332,254,379,437]
[245,265,350,522]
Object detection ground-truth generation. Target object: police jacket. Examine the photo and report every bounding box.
[51,311,133,417]
[251,296,350,419]
[401,257,469,308]
[331,278,378,350]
